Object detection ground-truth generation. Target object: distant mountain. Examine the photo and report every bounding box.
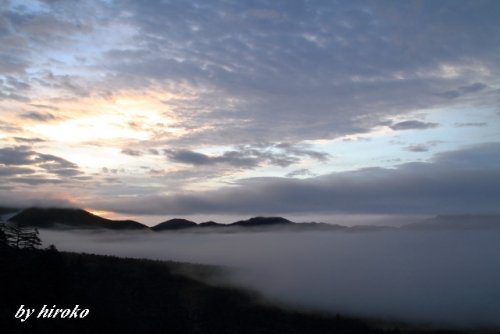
[152,218,197,231]
[231,216,293,227]
[199,221,224,227]
[8,207,459,233]
[8,208,148,230]
[153,216,335,232]
[402,214,500,230]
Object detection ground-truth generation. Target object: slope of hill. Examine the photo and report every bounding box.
[8,208,148,230]
[0,247,413,334]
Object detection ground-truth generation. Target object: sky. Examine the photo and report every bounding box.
[0,0,499,224]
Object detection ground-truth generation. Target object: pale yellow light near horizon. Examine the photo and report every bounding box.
[0,91,195,172]
[86,209,119,218]
[27,93,183,144]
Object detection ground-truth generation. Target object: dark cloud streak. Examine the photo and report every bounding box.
[19,111,57,122]
[390,120,439,131]
[0,146,82,180]
[165,144,330,169]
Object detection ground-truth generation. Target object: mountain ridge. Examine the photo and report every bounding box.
[5,207,500,232]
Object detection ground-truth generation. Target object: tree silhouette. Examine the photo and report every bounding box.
[3,223,42,249]
[19,227,42,249]
[0,224,8,249]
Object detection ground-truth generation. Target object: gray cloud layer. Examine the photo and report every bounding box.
[3,0,496,145]
[92,143,500,215]
[19,111,56,122]
[165,143,330,169]
[0,146,82,180]
[101,0,499,144]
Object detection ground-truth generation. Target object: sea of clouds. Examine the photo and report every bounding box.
[40,228,500,329]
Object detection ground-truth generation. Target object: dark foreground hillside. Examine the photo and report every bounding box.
[0,248,459,334]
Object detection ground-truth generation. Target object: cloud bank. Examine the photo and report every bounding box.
[91,143,500,215]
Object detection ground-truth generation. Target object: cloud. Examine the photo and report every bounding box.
[0,166,35,176]
[0,0,498,147]
[389,120,439,131]
[165,149,267,168]
[7,177,64,185]
[0,146,38,165]
[436,82,489,99]
[12,137,46,144]
[0,121,21,133]
[92,143,500,215]
[88,0,499,145]
[454,122,487,127]
[0,146,82,179]
[166,149,216,166]
[285,169,315,178]
[0,146,76,167]
[1,4,94,46]
[19,111,56,122]
[121,149,143,157]
[404,144,430,152]
[0,75,31,101]
[0,86,29,101]
[40,228,500,328]
[459,82,488,93]
[0,51,29,74]
[29,104,60,111]
[35,72,89,96]
[165,144,329,169]
[0,3,98,105]
[0,190,74,208]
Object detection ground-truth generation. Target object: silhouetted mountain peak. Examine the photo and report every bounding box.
[152,218,197,231]
[8,207,148,230]
[199,221,224,227]
[231,216,292,227]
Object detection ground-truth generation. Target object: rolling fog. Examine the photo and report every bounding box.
[40,228,500,329]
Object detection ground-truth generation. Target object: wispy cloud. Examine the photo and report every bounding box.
[390,120,439,131]
[20,111,57,122]
[0,146,83,185]
[165,144,329,169]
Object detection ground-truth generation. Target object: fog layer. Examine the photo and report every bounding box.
[40,229,500,328]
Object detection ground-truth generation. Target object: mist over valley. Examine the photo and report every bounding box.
[38,218,500,329]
